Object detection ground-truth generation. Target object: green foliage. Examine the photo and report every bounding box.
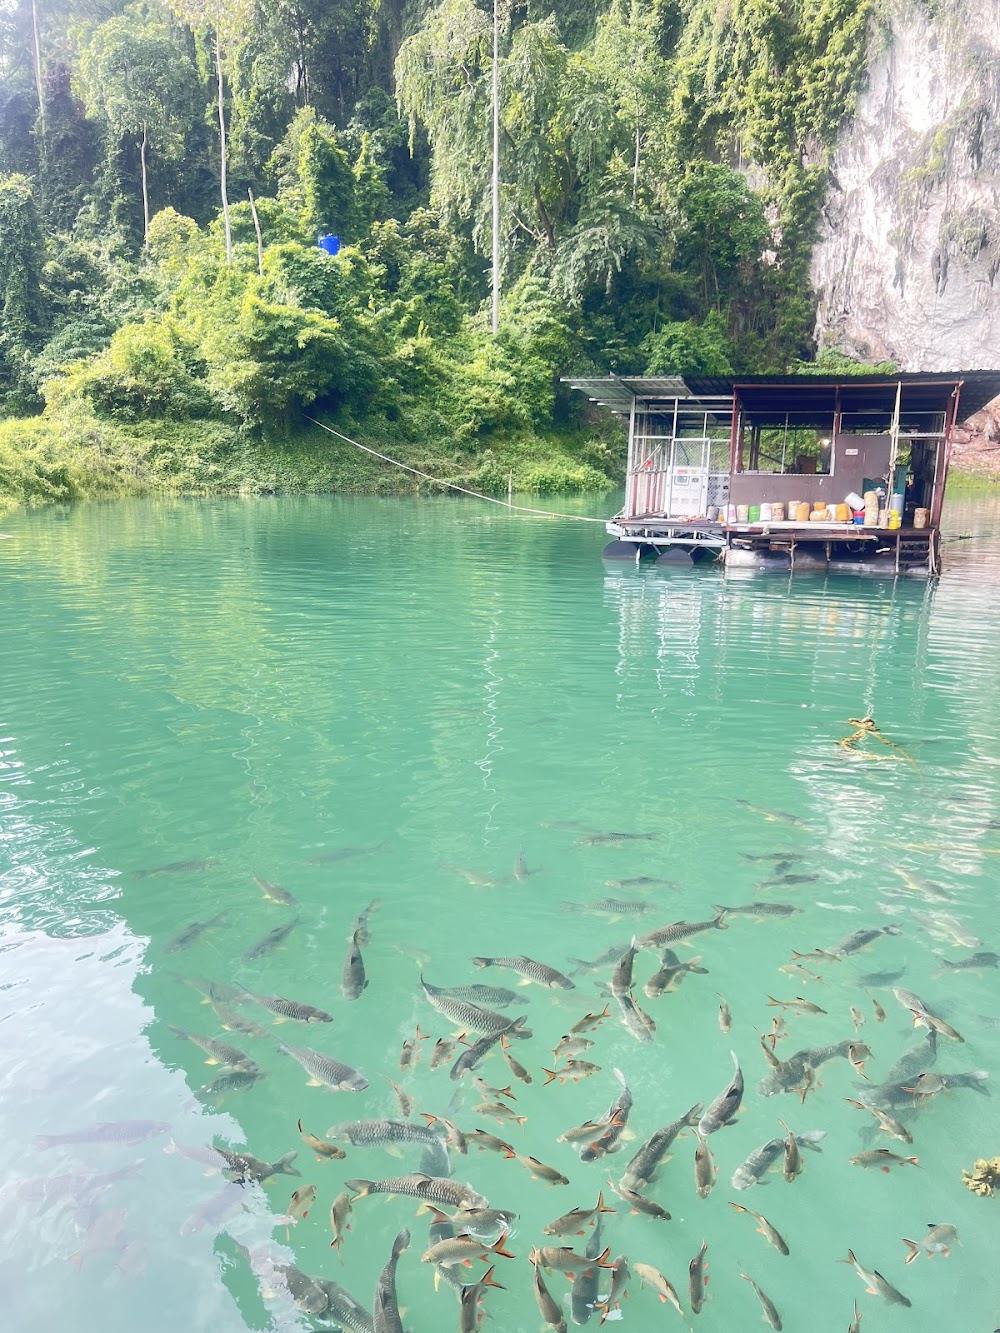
[643,313,735,376]
[795,348,898,375]
[56,317,211,420]
[0,0,885,507]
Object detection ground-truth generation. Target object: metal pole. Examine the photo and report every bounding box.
[886,379,902,516]
[491,0,500,335]
[507,469,513,508]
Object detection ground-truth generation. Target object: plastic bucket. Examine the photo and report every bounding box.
[736,505,749,523]
[795,502,810,522]
[760,503,772,522]
[771,502,785,521]
[844,491,864,510]
[748,505,761,522]
[914,507,929,528]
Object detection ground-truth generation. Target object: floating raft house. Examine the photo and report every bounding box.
[565,371,1000,575]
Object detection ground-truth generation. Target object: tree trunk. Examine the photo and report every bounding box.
[534,186,555,249]
[248,186,264,276]
[491,0,500,334]
[632,93,641,206]
[140,123,150,248]
[215,29,232,265]
[30,0,45,138]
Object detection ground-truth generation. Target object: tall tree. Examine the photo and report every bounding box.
[78,7,198,246]
[0,172,45,404]
[169,0,251,263]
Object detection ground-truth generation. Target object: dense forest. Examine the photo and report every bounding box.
[0,0,877,504]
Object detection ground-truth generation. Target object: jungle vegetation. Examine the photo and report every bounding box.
[0,0,876,504]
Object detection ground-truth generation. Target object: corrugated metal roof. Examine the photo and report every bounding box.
[563,371,1000,422]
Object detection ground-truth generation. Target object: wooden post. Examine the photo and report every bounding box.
[248,188,264,276]
[507,469,513,508]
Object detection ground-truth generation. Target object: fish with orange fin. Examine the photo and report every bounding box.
[728,1202,789,1255]
[633,1262,685,1316]
[399,1025,430,1071]
[508,1153,569,1185]
[901,1223,958,1262]
[849,1150,919,1173]
[543,1191,616,1237]
[688,1240,709,1314]
[421,1229,516,1268]
[529,1244,615,1279]
[543,1061,601,1085]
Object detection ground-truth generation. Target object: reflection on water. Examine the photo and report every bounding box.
[1,493,999,1331]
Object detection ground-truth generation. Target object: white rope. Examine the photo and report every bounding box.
[304,415,611,523]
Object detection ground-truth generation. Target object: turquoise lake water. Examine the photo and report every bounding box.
[2,492,1000,1331]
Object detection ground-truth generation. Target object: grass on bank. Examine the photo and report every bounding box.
[0,403,623,513]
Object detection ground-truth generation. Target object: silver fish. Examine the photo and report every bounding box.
[828,925,901,957]
[937,952,1000,973]
[614,990,655,1044]
[688,1240,709,1314]
[841,1248,911,1307]
[610,943,639,996]
[728,1203,789,1255]
[208,993,271,1038]
[570,1213,605,1325]
[644,949,708,997]
[241,916,300,961]
[620,1103,702,1190]
[543,1191,616,1237]
[451,1027,512,1080]
[564,898,656,917]
[240,987,332,1023]
[580,1069,633,1162]
[135,858,219,879]
[428,983,525,1007]
[280,1044,369,1091]
[901,1223,958,1262]
[163,910,228,953]
[215,1148,299,1183]
[533,1263,567,1330]
[373,1228,409,1333]
[166,1026,257,1071]
[757,1040,853,1096]
[308,841,388,865]
[471,955,575,989]
[741,1272,782,1330]
[253,875,298,907]
[698,1051,743,1134]
[694,1131,717,1198]
[731,1131,826,1189]
[420,977,532,1035]
[341,927,368,1001]
[33,1120,170,1150]
[346,1173,488,1210]
[576,831,659,845]
[324,1118,444,1150]
[605,1179,672,1220]
[714,901,801,918]
[635,913,728,950]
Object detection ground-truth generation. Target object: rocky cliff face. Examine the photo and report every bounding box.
[811,0,1000,373]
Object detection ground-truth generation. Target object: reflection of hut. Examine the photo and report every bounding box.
[565,372,1000,574]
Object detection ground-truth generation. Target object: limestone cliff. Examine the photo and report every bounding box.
[811,0,1000,372]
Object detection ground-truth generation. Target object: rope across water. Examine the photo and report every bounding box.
[304,415,611,524]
